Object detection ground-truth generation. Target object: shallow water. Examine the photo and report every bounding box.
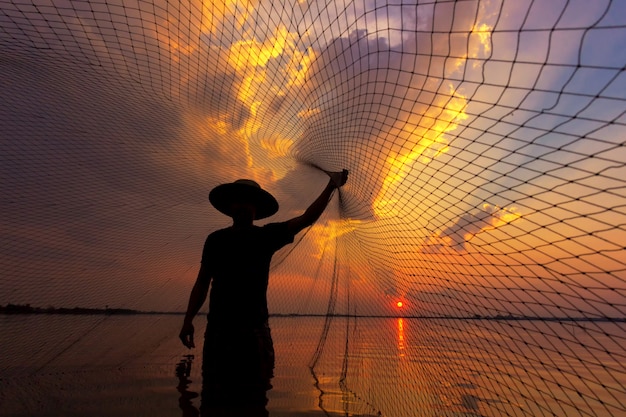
[0,315,624,416]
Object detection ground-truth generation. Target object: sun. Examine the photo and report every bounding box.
[396,301,404,308]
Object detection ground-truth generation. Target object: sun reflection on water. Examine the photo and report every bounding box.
[397,318,405,357]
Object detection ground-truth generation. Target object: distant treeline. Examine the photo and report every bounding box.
[271,313,626,322]
[1,304,623,321]
[0,303,143,315]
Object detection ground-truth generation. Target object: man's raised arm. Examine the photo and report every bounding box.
[286,170,348,236]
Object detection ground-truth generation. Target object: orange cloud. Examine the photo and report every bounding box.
[260,135,294,158]
[423,204,523,253]
[486,203,522,228]
[199,0,254,35]
[471,23,493,57]
[297,108,321,118]
[309,219,361,259]
[218,26,318,182]
[228,26,293,72]
[373,85,469,217]
[287,46,316,87]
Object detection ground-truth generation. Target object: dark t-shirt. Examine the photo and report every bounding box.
[201,222,294,328]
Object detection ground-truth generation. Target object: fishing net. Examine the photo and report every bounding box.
[1,0,624,416]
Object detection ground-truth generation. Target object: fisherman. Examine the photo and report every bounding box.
[179,169,348,413]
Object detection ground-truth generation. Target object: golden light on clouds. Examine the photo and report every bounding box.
[182,113,254,173]
[469,22,494,70]
[420,203,523,254]
[215,24,317,183]
[228,25,311,109]
[211,119,229,135]
[154,16,198,64]
[373,86,469,218]
[297,108,321,118]
[199,0,254,34]
[466,204,523,242]
[260,135,294,158]
[228,26,293,71]
[287,47,316,87]
[166,39,196,62]
[444,22,493,76]
[310,219,361,259]
[236,72,266,119]
[486,204,522,228]
[471,23,493,56]
[2,0,623,336]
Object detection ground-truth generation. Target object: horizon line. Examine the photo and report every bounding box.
[1,304,624,321]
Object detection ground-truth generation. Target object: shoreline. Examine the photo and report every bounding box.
[1,304,624,322]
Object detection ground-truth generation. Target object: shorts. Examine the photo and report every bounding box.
[201,321,275,408]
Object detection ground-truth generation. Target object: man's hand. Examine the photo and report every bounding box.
[179,322,195,349]
[328,169,349,188]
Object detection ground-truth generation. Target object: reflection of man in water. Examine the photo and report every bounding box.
[176,355,200,417]
[179,170,348,415]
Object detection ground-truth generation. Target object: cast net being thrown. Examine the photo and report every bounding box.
[1,0,625,416]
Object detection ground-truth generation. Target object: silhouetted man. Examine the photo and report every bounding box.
[179,170,348,415]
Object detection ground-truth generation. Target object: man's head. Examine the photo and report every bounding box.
[209,179,279,220]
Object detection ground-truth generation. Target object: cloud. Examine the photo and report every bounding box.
[307,219,361,259]
[423,204,522,252]
[2,0,622,317]
[0,49,256,308]
[289,23,479,220]
[259,135,294,158]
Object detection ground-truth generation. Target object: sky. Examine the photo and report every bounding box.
[1,0,625,317]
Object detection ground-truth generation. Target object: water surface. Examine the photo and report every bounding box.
[0,315,623,416]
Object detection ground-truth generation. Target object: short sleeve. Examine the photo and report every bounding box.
[201,232,217,265]
[262,222,295,252]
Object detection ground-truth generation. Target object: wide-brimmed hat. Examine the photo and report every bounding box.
[209,179,279,220]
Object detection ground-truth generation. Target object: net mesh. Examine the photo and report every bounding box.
[1,0,625,416]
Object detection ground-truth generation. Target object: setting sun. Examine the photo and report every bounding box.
[396,301,404,308]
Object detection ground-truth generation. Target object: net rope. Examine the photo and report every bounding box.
[1,0,625,416]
